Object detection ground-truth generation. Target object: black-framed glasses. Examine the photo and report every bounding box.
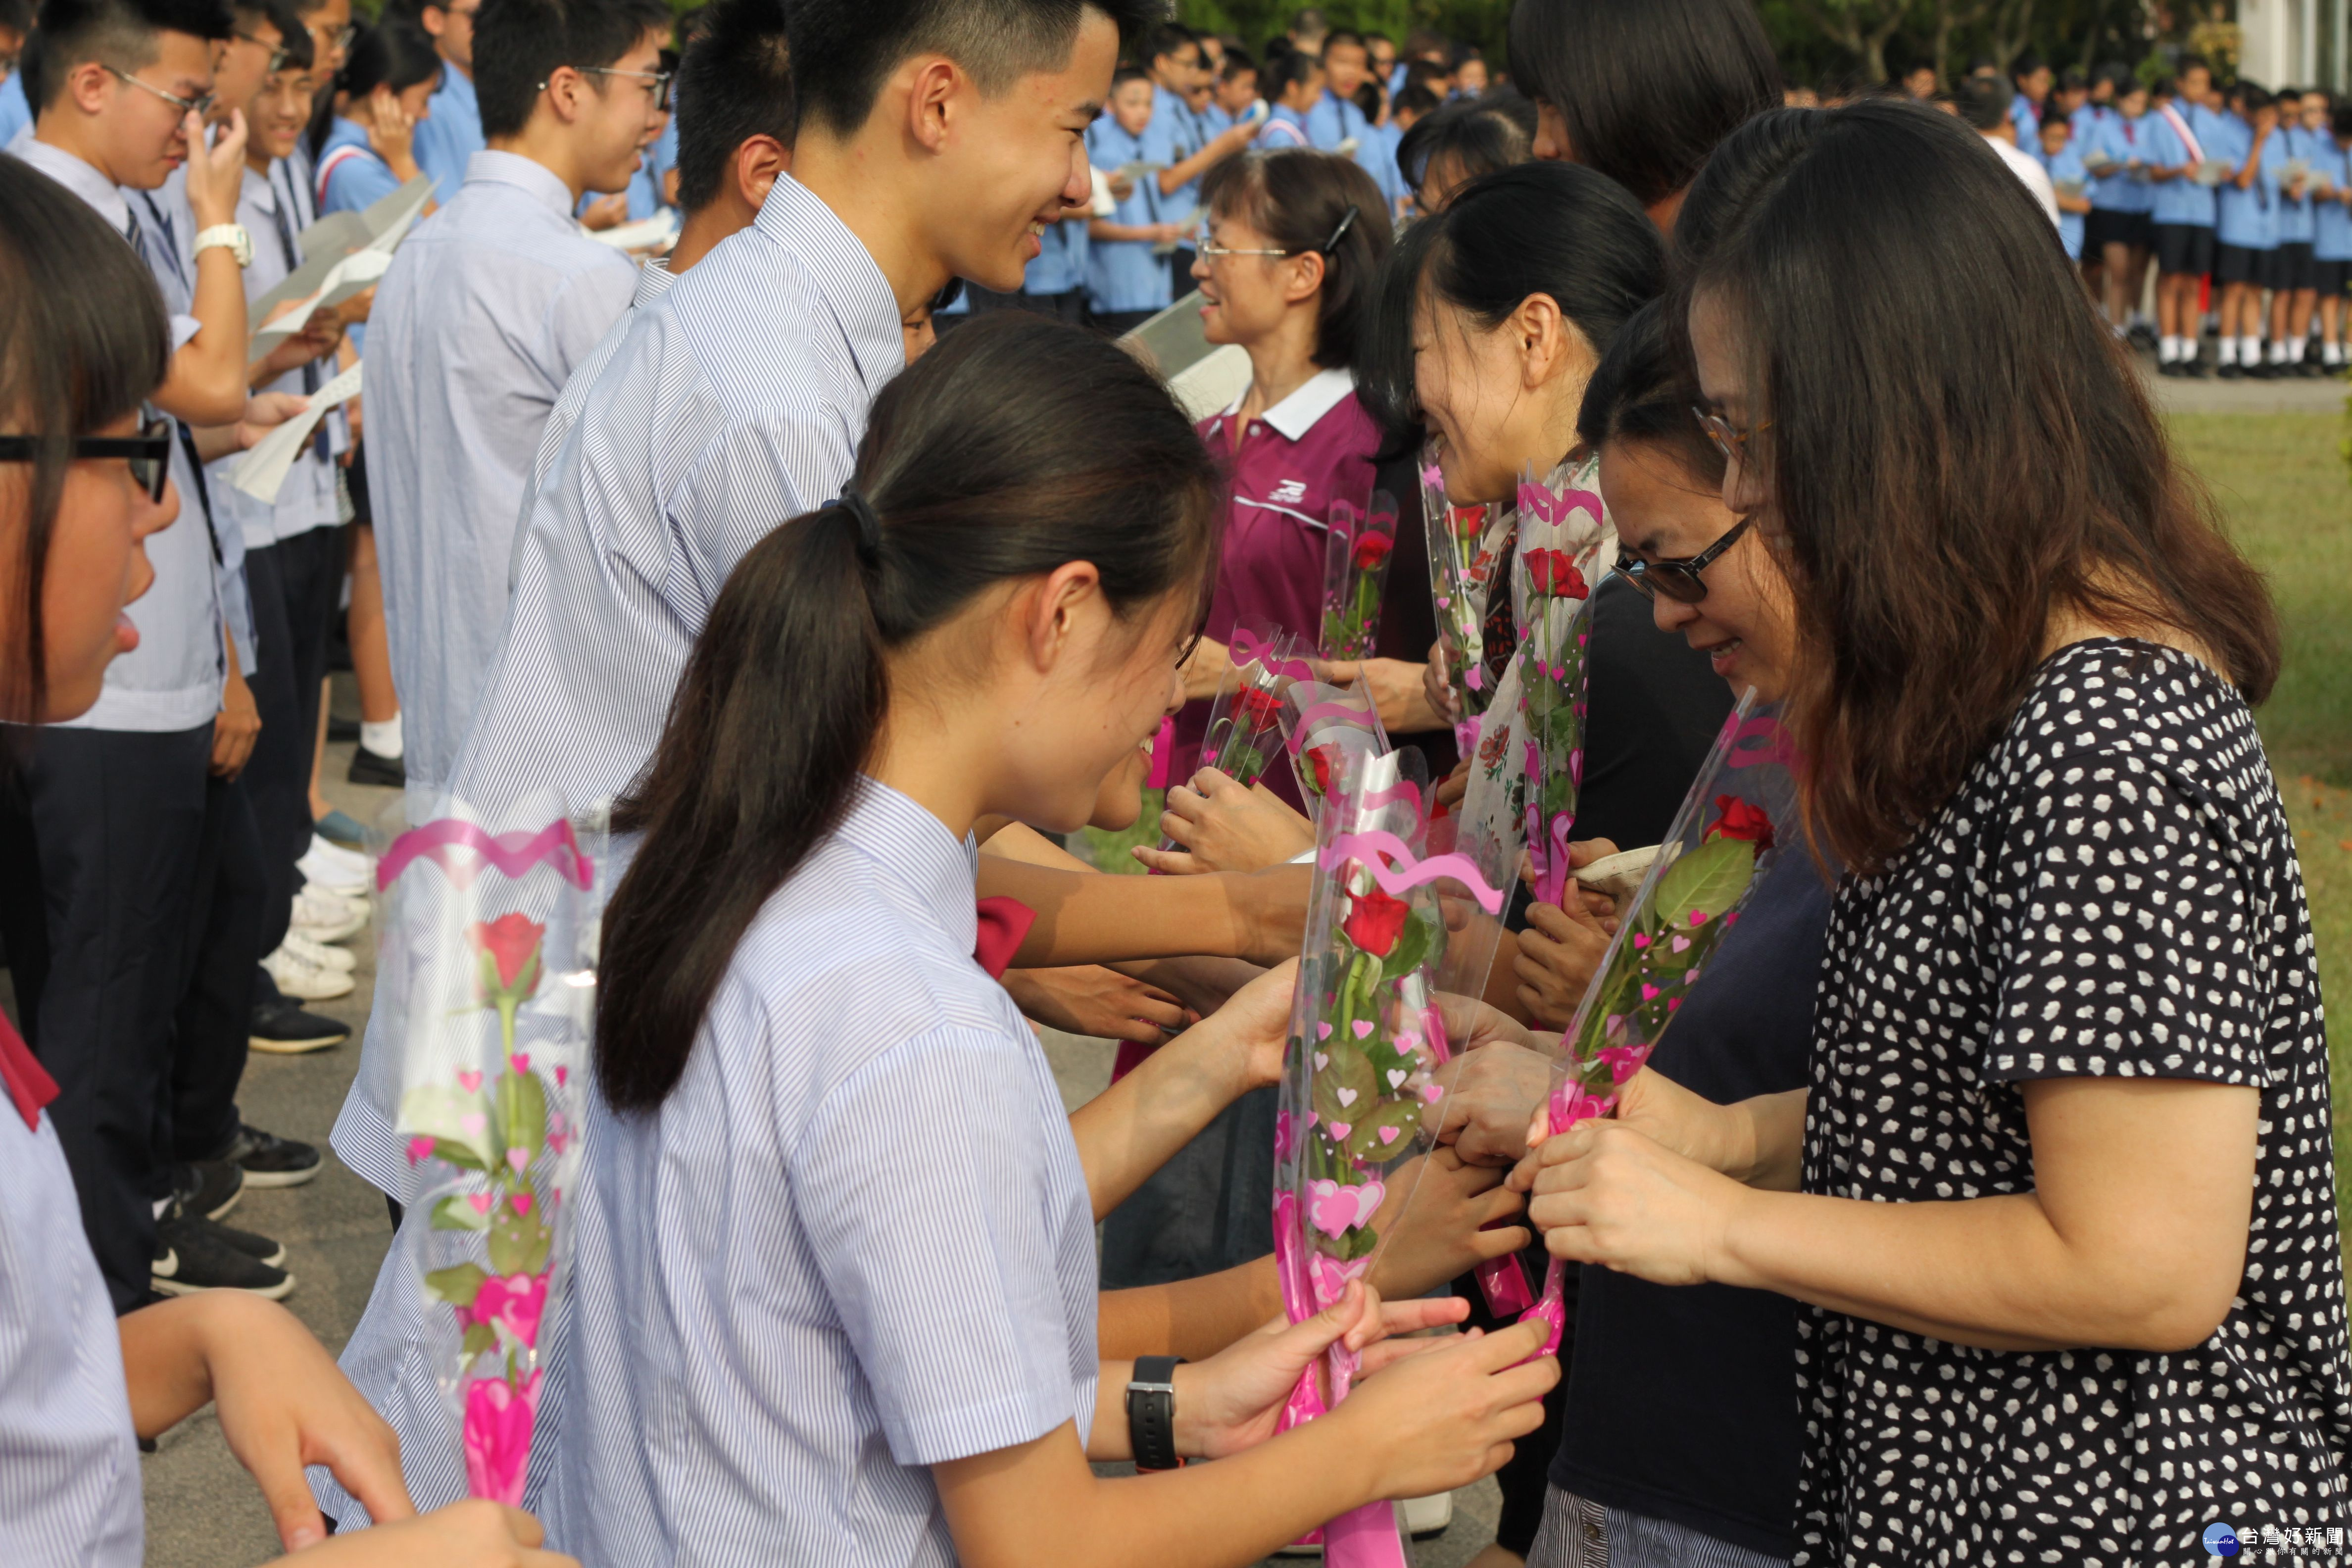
[1692,404,1770,468]
[1616,515,1751,605]
[0,415,175,505]
[233,30,295,73]
[574,64,675,110]
[104,64,216,120]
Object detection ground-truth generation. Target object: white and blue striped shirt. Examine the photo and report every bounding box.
[551,779,1100,1562]
[361,148,639,793]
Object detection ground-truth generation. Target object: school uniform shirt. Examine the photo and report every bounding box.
[0,70,29,148]
[2147,100,2223,227]
[1024,213,1089,297]
[206,161,342,554]
[2087,111,2154,214]
[2315,142,2352,262]
[2214,117,2281,251]
[2047,142,2088,258]
[1305,87,1402,204]
[1142,82,1206,231]
[362,149,637,792]
[1199,99,1235,138]
[1983,131,2059,228]
[1084,119,1170,314]
[411,63,483,205]
[2008,92,2040,143]
[314,116,406,215]
[1257,104,1311,149]
[1174,366,1381,808]
[2280,123,2322,246]
[5,135,240,729]
[0,1022,143,1568]
[552,780,1100,1562]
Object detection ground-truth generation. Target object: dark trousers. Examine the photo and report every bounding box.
[169,770,262,1164]
[0,723,213,1310]
[1168,246,1197,297]
[244,527,343,959]
[1099,1085,1277,1288]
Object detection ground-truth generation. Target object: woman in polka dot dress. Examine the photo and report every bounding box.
[1512,101,2352,1566]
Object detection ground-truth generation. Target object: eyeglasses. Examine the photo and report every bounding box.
[1195,205,1360,260]
[1615,515,1751,605]
[0,415,175,505]
[104,64,216,120]
[1692,405,1770,468]
[233,31,295,73]
[573,65,675,111]
[327,23,357,50]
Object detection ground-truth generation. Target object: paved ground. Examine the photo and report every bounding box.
[2140,357,2349,415]
[140,674,1502,1566]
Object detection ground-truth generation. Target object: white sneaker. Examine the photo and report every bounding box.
[262,942,355,1001]
[290,886,366,943]
[297,847,370,898]
[306,833,374,879]
[1400,1492,1454,1537]
[281,931,357,973]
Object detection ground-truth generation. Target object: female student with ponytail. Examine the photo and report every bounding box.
[1519,99,2352,1560]
[560,314,1556,1565]
[308,21,442,217]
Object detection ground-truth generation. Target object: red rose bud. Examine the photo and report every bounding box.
[1304,744,1337,796]
[1233,685,1284,730]
[1705,794,1775,851]
[1353,532,1394,571]
[1525,549,1589,600]
[469,912,547,996]
[1341,885,1412,957]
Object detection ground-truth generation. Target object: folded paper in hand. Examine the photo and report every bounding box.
[247,174,432,357]
[232,362,363,505]
[248,248,392,357]
[589,211,680,251]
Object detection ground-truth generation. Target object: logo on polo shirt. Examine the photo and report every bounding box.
[1269,479,1307,505]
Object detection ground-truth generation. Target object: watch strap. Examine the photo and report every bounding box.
[1126,1355,1184,1472]
[193,224,249,266]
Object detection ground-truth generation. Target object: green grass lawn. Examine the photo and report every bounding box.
[2171,412,2352,1226]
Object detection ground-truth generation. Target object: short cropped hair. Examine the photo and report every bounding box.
[230,0,311,67]
[1959,74,2011,131]
[474,0,673,140]
[786,0,1164,139]
[671,0,791,213]
[32,0,230,106]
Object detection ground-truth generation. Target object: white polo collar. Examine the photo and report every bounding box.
[1218,364,1357,441]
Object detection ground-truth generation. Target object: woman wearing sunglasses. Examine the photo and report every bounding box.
[0,153,568,1568]
[1521,100,2351,1564]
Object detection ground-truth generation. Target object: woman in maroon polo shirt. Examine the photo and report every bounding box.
[1168,148,1415,811]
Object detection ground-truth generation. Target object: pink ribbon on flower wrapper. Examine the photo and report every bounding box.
[1319,831,1506,915]
[379,817,595,893]
[1227,626,1319,684]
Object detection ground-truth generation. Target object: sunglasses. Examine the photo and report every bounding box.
[0,415,175,505]
[1615,515,1751,605]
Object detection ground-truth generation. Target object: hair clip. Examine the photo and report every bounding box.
[1321,204,1360,253]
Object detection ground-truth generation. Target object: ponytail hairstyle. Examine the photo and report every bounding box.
[306,20,441,158]
[1199,149,1393,370]
[595,315,1225,1114]
[1359,159,1665,439]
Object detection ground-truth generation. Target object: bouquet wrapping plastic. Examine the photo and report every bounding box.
[1511,459,1614,908]
[1419,448,1512,758]
[1158,625,1306,856]
[1279,672,1388,824]
[376,794,605,1507]
[1520,698,1801,1353]
[1320,489,1398,660]
[1272,749,1508,1565]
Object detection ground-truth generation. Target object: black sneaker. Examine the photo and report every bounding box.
[153,1211,294,1299]
[2217,361,2243,379]
[249,995,350,1056]
[347,744,405,787]
[211,1122,324,1188]
[174,1158,244,1222]
[328,713,360,743]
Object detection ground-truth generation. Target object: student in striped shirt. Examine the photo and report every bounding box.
[564,313,1557,1566]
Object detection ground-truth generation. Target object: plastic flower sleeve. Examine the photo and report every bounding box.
[1512,457,1615,909]
[1519,697,1801,1354]
[1272,748,1508,1566]
[1160,624,1309,856]
[1319,489,1397,659]
[1279,672,1388,825]
[1419,445,1513,757]
[378,791,606,1509]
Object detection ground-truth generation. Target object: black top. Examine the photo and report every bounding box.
[1551,855,1834,1558]
[1571,574,1735,853]
[1370,446,1455,777]
[1795,640,2352,1566]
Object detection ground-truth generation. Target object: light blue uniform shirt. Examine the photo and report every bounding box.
[2048,143,2088,258]
[2010,93,2041,144]
[361,149,637,791]
[552,780,1100,1563]
[411,62,480,204]
[1142,82,1205,229]
[1199,99,1235,138]
[2145,103,2218,226]
[1084,119,1169,313]
[1257,103,1310,149]
[315,116,406,214]
[6,135,242,728]
[2279,124,2321,244]
[2087,111,2154,213]
[2314,141,2352,260]
[0,71,29,147]
[2213,117,2279,250]
[0,1092,143,1567]
[1306,86,1401,202]
[1026,212,1088,296]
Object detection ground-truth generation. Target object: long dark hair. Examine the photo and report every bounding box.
[306,20,441,159]
[0,159,169,725]
[1508,0,1779,208]
[1199,149,1392,371]
[595,316,1224,1113]
[1675,101,2279,875]
[1574,297,1722,490]
[1358,159,1665,439]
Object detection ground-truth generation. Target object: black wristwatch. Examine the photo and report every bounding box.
[1126,1355,1185,1471]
